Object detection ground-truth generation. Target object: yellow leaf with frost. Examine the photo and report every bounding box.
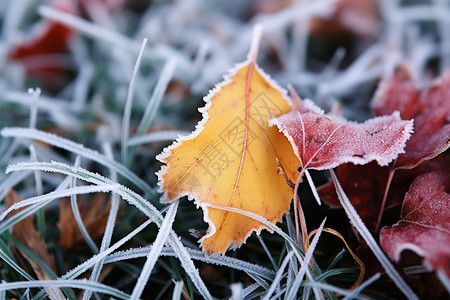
[156,26,300,254]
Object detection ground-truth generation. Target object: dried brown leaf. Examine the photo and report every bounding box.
[5,189,64,300]
[58,193,113,249]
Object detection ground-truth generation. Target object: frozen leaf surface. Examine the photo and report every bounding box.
[372,66,450,169]
[156,29,300,255]
[270,98,413,170]
[380,170,450,277]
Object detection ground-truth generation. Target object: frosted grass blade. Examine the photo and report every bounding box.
[130,201,179,299]
[172,281,183,300]
[0,280,130,299]
[84,143,123,300]
[343,273,381,300]
[1,127,155,197]
[0,184,118,222]
[330,169,418,300]
[6,161,212,299]
[105,246,275,280]
[262,251,294,299]
[286,218,326,299]
[121,38,148,164]
[126,130,190,146]
[0,248,34,281]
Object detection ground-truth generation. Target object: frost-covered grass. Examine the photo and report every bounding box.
[0,0,448,299]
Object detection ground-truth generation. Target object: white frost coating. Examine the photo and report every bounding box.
[155,25,293,253]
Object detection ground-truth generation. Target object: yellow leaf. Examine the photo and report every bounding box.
[156,27,300,255]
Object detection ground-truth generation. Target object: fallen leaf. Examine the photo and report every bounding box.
[156,27,300,255]
[58,193,112,249]
[270,96,413,171]
[319,66,450,231]
[380,170,450,277]
[6,189,64,300]
[318,157,447,229]
[10,1,75,88]
[372,65,450,169]
[310,0,379,39]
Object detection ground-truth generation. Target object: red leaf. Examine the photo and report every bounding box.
[380,170,450,277]
[372,66,450,169]
[270,98,413,170]
[10,2,75,87]
[318,157,447,229]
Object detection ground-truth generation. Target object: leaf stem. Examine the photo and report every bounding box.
[375,167,396,231]
[293,168,308,248]
[247,24,264,62]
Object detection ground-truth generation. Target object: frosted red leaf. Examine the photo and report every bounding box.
[270,98,413,171]
[318,157,446,229]
[380,170,450,277]
[372,66,450,169]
